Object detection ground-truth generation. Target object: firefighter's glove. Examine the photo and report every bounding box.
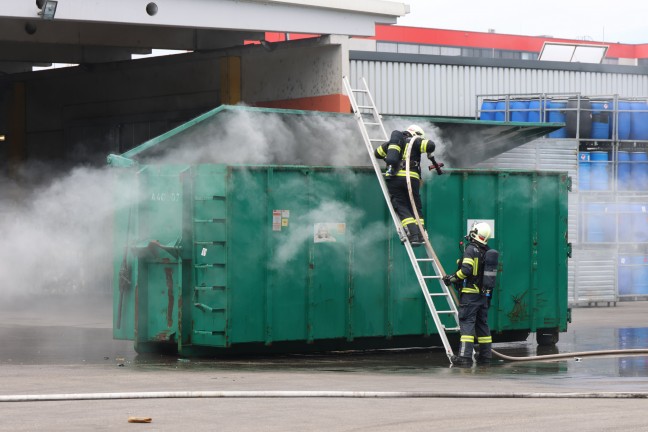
[484,289,492,307]
[443,274,459,287]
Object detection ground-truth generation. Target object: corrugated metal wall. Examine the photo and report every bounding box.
[572,249,617,305]
[350,59,648,117]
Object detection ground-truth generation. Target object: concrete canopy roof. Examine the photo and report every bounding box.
[0,0,409,74]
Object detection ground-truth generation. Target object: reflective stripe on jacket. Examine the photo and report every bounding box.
[455,242,488,294]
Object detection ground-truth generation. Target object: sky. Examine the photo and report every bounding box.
[397,0,648,44]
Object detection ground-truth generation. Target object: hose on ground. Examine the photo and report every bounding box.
[492,348,648,362]
[2,390,648,402]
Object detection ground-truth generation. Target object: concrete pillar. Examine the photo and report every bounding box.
[242,35,351,113]
[219,56,241,105]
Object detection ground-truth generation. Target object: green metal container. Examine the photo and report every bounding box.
[112,163,569,355]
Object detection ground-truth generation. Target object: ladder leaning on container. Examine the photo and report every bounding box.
[342,76,460,364]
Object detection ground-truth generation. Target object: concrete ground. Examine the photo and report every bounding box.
[0,296,647,431]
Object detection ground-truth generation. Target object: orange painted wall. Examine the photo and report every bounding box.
[256,94,351,114]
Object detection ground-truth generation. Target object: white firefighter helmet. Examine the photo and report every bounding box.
[405,124,425,139]
[469,222,491,245]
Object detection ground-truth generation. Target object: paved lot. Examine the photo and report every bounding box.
[0,297,647,431]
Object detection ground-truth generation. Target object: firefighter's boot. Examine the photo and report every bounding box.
[476,343,493,365]
[405,224,424,247]
[450,355,473,367]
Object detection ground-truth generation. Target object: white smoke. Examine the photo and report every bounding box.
[0,107,437,304]
[0,166,128,302]
[140,107,369,167]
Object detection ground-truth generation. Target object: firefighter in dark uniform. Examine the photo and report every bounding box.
[443,222,494,366]
[374,125,436,246]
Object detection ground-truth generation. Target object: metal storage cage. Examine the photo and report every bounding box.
[475,93,648,306]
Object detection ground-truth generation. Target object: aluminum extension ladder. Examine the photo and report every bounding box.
[342,76,460,362]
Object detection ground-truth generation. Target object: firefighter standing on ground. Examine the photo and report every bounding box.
[374,125,436,246]
[443,222,495,366]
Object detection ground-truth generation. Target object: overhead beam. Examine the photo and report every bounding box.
[0,0,405,36]
[247,0,409,16]
[0,19,262,51]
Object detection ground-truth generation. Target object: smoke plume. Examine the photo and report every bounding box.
[2,107,433,303]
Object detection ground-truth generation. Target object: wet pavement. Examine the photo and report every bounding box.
[0,296,647,431]
[1,295,647,380]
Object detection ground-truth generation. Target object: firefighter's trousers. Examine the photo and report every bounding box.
[386,176,423,236]
[457,292,492,359]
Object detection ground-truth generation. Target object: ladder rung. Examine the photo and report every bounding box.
[437,310,456,314]
[364,122,381,126]
[422,275,441,279]
[351,88,368,94]
[444,326,460,331]
[416,258,436,262]
[428,292,450,297]
[358,105,374,110]
[369,138,384,142]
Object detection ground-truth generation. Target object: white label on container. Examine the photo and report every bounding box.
[201,248,208,257]
[314,222,346,243]
[467,219,495,239]
[273,210,282,231]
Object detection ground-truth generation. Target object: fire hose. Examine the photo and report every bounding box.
[492,347,648,362]
[1,390,647,402]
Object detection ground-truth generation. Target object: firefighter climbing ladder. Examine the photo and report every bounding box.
[342,76,460,362]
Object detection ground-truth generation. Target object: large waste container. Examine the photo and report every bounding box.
[111,163,569,356]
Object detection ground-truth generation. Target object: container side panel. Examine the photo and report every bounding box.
[308,170,351,340]
[534,175,568,330]
[139,167,185,245]
[496,173,533,331]
[424,172,466,260]
[135,166,186,345]
[424,172,468,331]
[191,165,229,347]
[226,168,271,344]
[389,244,427,336]
[350,172,391,338]
[267,169,310,342]
[141,262,181,342]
